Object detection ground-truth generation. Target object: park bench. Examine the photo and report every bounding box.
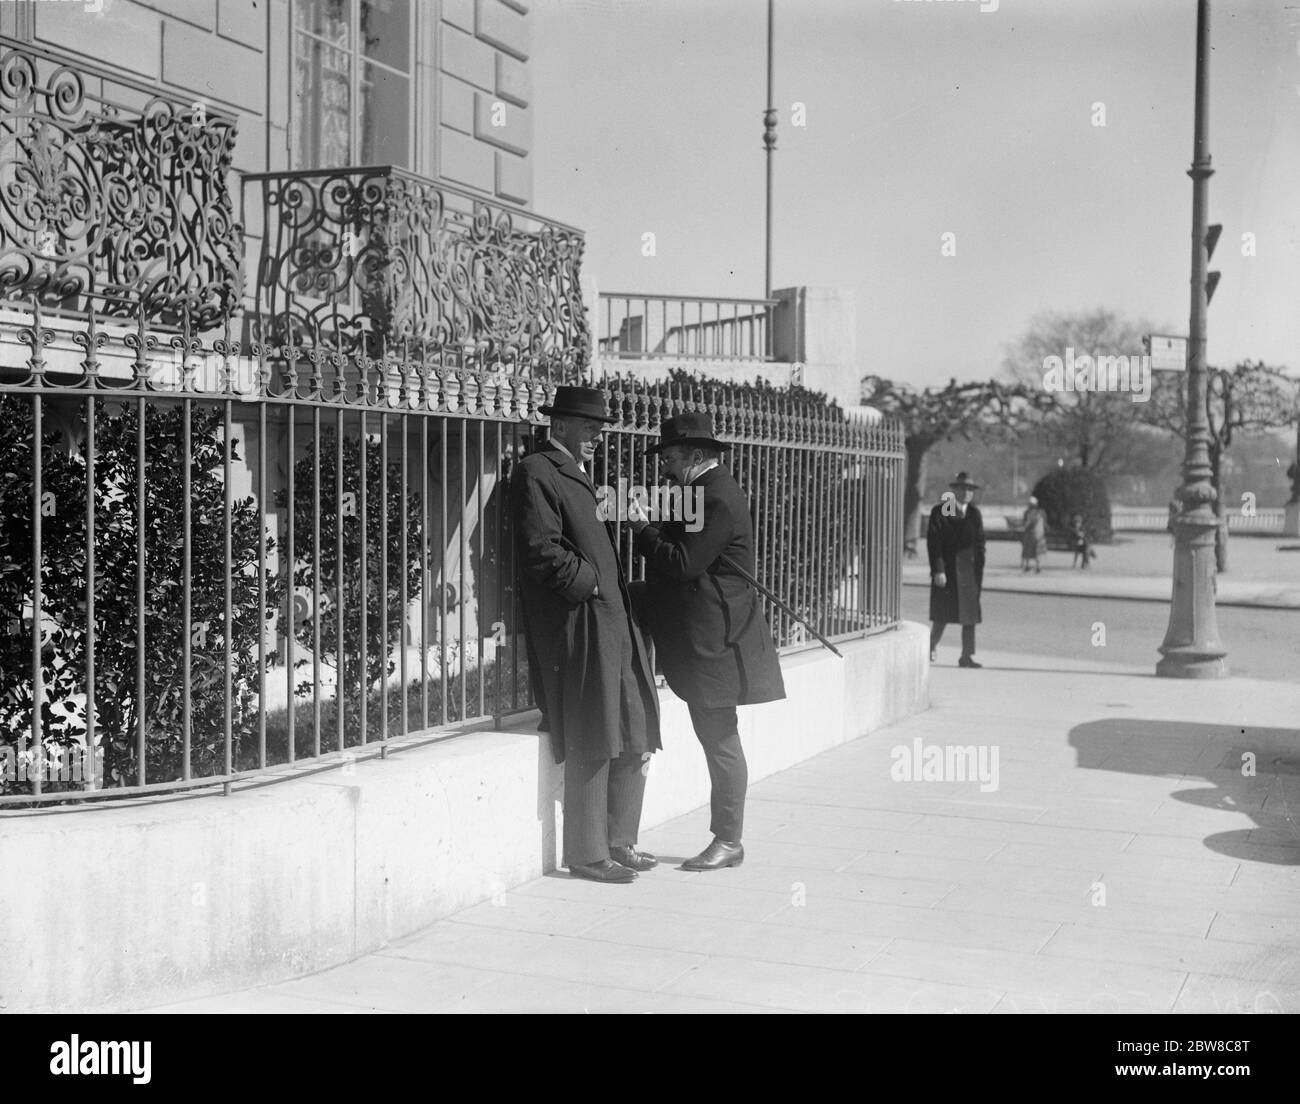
[1000,515,1078,552]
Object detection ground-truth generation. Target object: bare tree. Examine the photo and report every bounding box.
[1002,308,1159,472]
[1140,361,1298,571]
[860,375,1034,553]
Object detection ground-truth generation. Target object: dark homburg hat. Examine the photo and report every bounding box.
[647,411,729,454]
[538,385,618,423]
[949,470,981,490]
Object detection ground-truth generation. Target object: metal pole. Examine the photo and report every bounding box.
[1157,0,1227,678]
[763,0,775,299]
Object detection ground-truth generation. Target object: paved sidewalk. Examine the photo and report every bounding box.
[903,531,1300,609]
[146,648,1300,1014]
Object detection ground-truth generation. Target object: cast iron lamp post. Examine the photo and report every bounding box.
[1157,0,1227,678]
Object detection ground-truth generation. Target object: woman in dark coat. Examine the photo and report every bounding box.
[927,472,986,668]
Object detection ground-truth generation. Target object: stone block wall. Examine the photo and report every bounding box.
[438,0,533,205]
[3,0,534,205]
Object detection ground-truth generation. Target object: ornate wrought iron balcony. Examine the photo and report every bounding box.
[0,35,243,328]
[243,167,590,375]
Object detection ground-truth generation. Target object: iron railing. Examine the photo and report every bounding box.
[0,35,242,329]
[1108,504,1285,533]
[243,166,589,370]
[0,301,904,807]
[597,292,778,362]
[969,503,1288,535]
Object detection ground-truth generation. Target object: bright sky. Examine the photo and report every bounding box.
[531,0,1300,389]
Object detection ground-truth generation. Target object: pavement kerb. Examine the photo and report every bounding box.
[902,574,1300,612]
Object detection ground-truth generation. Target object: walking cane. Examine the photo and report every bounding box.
[717,553,844,659]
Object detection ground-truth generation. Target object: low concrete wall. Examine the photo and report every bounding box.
[0,622,928,1012]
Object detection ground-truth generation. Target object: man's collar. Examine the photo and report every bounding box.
[547,435,590,474]
[548,435,577,463]
[690,459,721,483]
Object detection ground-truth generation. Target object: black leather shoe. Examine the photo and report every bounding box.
[568,859,637,883]
[610,845,658,871]
[958,656,983,668]
[682,838,744,871]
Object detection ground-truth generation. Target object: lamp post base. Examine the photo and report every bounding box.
[1155,650,1227,679]
[1157,507,1227,679]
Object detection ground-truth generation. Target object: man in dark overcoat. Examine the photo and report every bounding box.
[511,386,662,884]
[628,412,786,871]
[927,470,986,669]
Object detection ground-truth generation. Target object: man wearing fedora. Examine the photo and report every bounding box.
[927,471,986,668]
[510,386,662,884]
[627,412,786,872]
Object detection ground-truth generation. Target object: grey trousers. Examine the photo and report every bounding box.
[687,703,747,842]
[562,752,648,867]
[930,621,976,657]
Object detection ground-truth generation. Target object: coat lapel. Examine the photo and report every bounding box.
[537,444,596,500]
[537,442,621,551]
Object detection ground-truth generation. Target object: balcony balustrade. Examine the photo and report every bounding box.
[0,35,242,329]
[244,166,590,376]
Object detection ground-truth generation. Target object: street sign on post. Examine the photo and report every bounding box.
[1145,333,1188,372]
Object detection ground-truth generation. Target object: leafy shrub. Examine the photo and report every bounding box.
[1031,466,1113,544]
[254,652,533,766]
[0,395,280,793]
[276,426,425,747]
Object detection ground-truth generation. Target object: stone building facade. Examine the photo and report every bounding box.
[1,0,536,277]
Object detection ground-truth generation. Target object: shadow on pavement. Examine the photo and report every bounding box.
[1069,718,1300,866]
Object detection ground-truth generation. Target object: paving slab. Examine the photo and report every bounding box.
[1171,975,1299,1014]
[1040,923,1300,985]
[438,972,781,1014]
[138,646,1300,1013]
[578,909,890,972]
[660,955,1003,1013]
[933,884,1215,939]
[713,861,955,908]
[253,953,500,1013]
[842,851,1107,897]
[861,937,1187,1012]
[383,921,707,993]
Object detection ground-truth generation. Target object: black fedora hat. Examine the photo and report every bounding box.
[648,411,729,454]
[949,471,981,490]
[538,385,618,423]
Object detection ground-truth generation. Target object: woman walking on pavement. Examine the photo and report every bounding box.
[1020,496,1046,574]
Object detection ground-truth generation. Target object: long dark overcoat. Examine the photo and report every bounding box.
[927,501,986,625]
[511,444,661,764]
[634,465,786,708]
